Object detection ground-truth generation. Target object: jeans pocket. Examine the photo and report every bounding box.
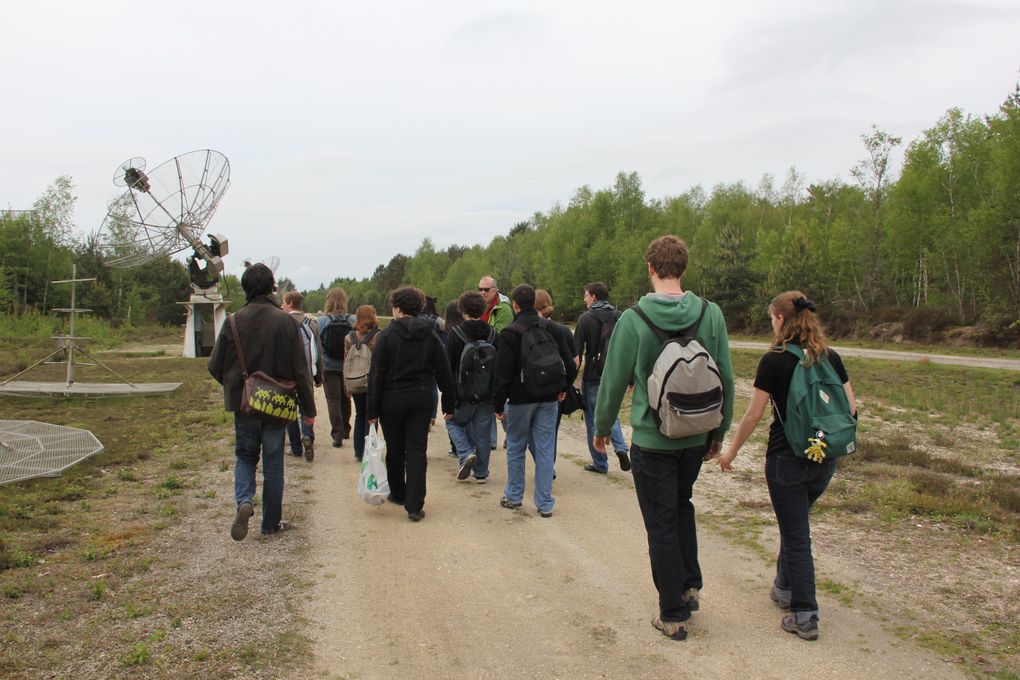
[767,455,808,486]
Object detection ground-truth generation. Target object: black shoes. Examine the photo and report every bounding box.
[332,438,342,448]
[616,450,631,472]
[584,464,608,474]
[302,436,314,462]
[500,497,522,510]
[651,616,687,641]
[408,510,425,522]
[230,501,254,541]
[683,588,700,612]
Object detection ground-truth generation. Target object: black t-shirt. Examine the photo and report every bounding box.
[754,347,849,457]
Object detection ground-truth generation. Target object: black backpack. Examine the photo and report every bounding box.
[319,315,352,359]
[591,308,622,377]
[453,325,497,403]
[519,319,566,397]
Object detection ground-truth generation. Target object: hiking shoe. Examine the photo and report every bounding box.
[781,614,819,641]
[408,510,425,522]
[651,616,687,641]
[683,588,700,612]
[616,450,631,472]
[770,585,791,610]
[230,501,254,541]
[500,497,522,510]
[584,464,607,474]
[261,519,291,536]
[302,436,314,462]
[458,454,477,480]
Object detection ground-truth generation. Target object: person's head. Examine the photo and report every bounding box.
[444,300,463,329]
[354,304,378,333]
[458,290,487,320]
[390,286,424,317]
[583,282,609,308]
[478,276,498,305]
[511,283,536,313]
[241,262,275,301]
[282,290,304,312]
[534,289,554,319]
[324,287,348,315]
[644,235,689,281]
[768,291,829,363]
[423,295,440,317]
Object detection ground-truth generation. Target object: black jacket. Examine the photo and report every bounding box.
[574,305,621,381]
[493,309,578,412]
[366,315,456,421]
[207,296,316,417]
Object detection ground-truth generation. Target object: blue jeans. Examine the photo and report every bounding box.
[352,392,368,459]
[766,454,836,615]
[233,412,287,534]
[286,409,314,454]
[583,378,627,471]
[503,401,557,513]
[446,402,494,480]
[631,442,708,622]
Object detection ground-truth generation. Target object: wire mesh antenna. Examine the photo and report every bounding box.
[0,420,104,486]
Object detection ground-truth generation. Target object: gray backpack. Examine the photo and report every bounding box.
[631,300,724,438]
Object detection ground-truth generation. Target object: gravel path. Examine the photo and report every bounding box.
[298,390,966,679]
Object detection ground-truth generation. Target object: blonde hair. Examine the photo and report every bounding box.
[324,287,348,315]
[769,291,828,364]
[534,289,554,319]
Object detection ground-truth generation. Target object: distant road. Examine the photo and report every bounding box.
[729,341,1020,371]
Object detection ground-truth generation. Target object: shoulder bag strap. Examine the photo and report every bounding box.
[227,314,250,379]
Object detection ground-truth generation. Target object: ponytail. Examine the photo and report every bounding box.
[769,291,828,363]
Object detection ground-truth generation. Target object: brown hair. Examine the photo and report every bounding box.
[282,290,304,310]
[644,235,689,279]
[390,287,425,316]
[354,305,378,334]
[769,291,828,364]
[584,282,609,301]
[458,290,486,319]
[534,289,554,319]
[324,287,348,315]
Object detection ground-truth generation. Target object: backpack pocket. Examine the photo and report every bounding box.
[809,413,858,458]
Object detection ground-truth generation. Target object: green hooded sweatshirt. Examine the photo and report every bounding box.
[594,291,734,450]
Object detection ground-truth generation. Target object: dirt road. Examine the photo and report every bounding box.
[300,390,965,679]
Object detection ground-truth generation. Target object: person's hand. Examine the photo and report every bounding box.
[557,391,566,402]
[704,440,721,461]
[718,447,738,472]
[495,411,505,421]
[443,413,453,421]
[367,418,378,426]
[593,435,609,454]
[303,416,314,426]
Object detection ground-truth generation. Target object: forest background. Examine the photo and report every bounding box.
[3,87,1019,346]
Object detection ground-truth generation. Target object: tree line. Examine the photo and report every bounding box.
[4,85,1018,344]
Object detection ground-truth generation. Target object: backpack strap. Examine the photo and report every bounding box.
[348,329,360,350]
[630,299,709,344]
[452,324,469,345]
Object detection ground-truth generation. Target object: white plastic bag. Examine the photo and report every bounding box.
[358,428,390,506]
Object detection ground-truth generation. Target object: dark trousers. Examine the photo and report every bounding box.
[379,389,433,514]
[322,370,352,442]
[631,442,708,622]
[766,454,836,613]
[351,391,368,459]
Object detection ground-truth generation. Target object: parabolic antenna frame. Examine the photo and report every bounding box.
[98,149,230,271]
[0,420,104,486]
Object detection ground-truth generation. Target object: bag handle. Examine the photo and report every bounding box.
[227,315,250,380]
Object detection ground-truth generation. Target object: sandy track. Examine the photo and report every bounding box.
[298,390,965,680]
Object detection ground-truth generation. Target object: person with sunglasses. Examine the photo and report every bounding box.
[477,276,514,332]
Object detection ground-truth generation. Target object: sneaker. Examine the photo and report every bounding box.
[539,510,553,518]
[332,439,343,448]
[499,497,522,510]
[781,614,819,641]
[261,519,291,536]
[683,588,700,612]
[302,436,314,462]
[651,616,687,641]
[616,450,631,472]
[770,585,791,610]
[230,501,254,541]
[408,510,425,522]
[583,464,608,474]
[474,477,488,485]
[458,454,477,480]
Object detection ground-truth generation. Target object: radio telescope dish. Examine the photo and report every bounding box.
[1,420,105,486]
[98,149,230,270]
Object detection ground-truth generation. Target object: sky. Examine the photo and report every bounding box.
[3,0,1019,290]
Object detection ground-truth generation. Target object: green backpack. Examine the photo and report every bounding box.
[776,344,857,463]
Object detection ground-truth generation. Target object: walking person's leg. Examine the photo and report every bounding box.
[322,370,343,444]
[470,404,493,481]
[582,379,609,472]
[531,401,557,515]
[339,374,353,440]
[352,392,367,460]
[502,403,532,505]
[379,397,409,504]
[259,423,287,533]
[286,418,302,456]
[232,413,261,539]
[403,398,432,517]
[675,445,708,598]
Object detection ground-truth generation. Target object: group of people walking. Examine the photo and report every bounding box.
[208,234,856,643]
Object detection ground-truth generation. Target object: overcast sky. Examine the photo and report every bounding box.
[3,0,1018,290]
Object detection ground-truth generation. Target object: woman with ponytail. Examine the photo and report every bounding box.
[717,291,856,641]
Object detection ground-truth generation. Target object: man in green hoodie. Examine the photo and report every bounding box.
[593,235,734,641]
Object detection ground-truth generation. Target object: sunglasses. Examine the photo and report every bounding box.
[478,286,493,292]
